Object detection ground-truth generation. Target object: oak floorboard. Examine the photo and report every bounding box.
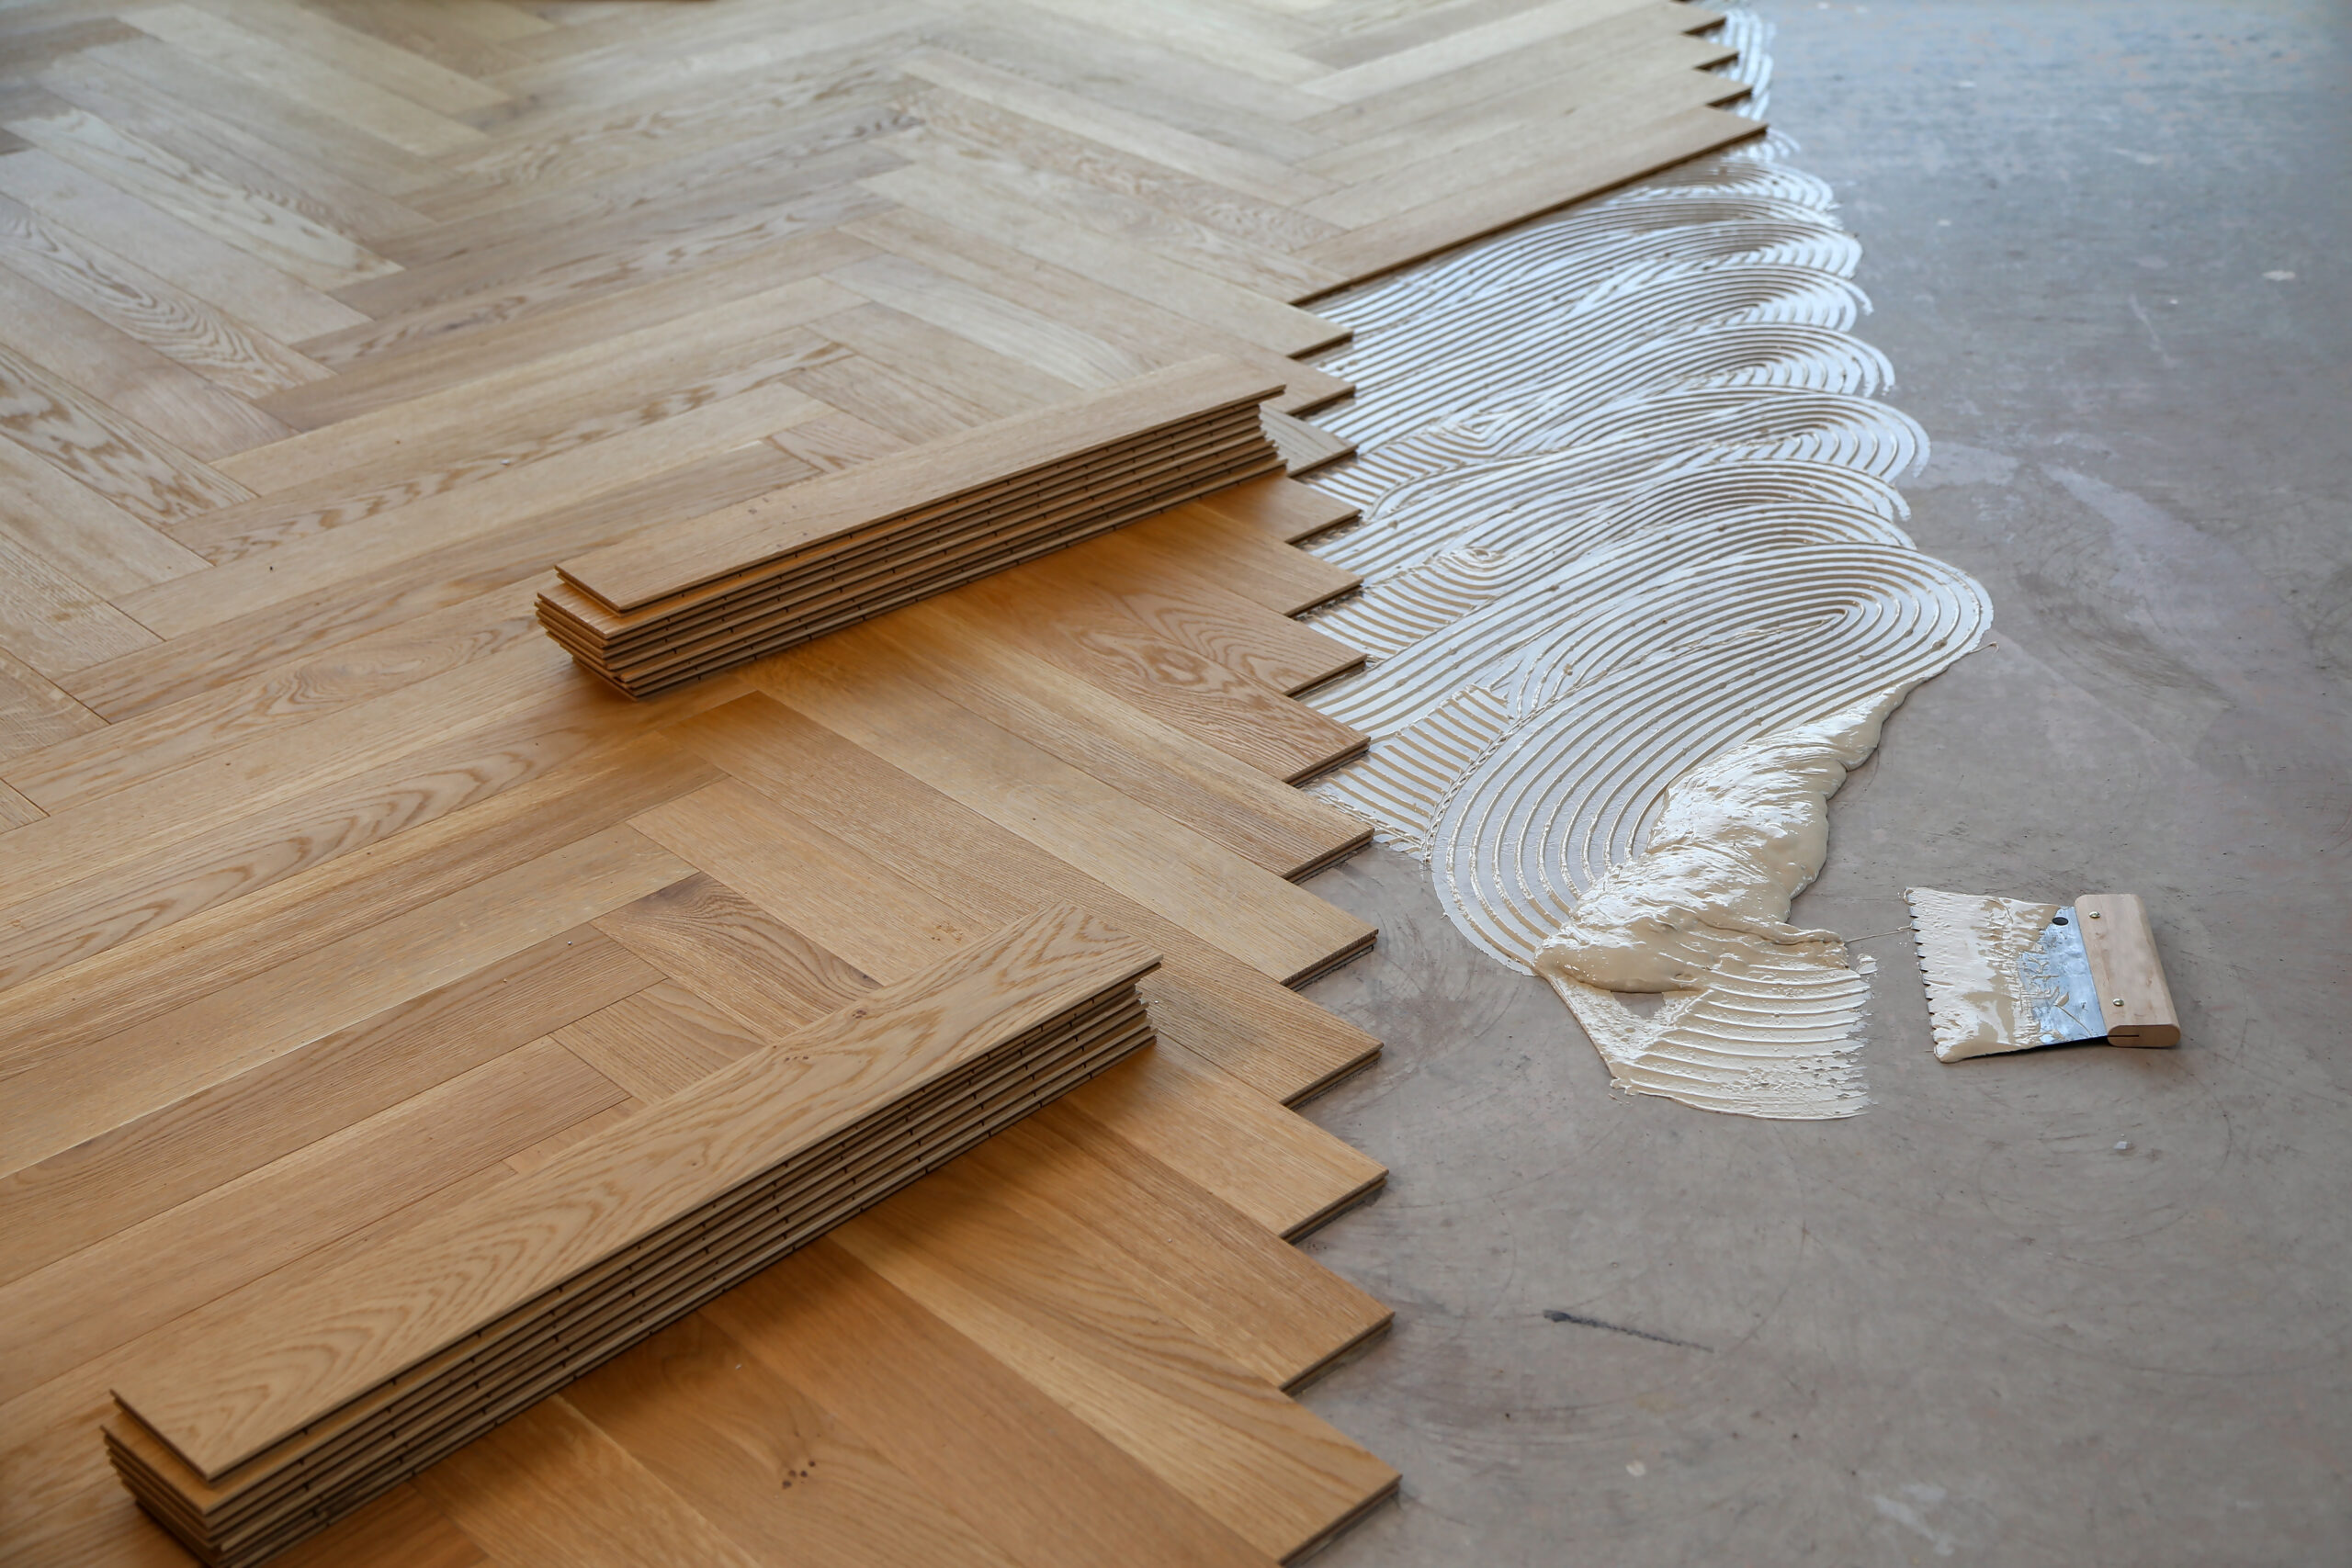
[842,199,1352,408]
[2,579,542,810]
[3,107,401,293]
[738,644,1369,980]
[0,337,252,526]
[413,1397,765,1568]
[589,871,877,1038]
[0,427,210,597]
[707,1241,1275,1568]
[664,694,1380,1100]
[0,671,743,1000]
[0,526,158,680]
[0,146,369,340]
[71,32,457,199]
[552,982,768,1103]
[830,1145,1396,1560]
[847,605,1367,879]
[0,737,717,1065]
[0,187,332,400]
[567,1314,1023,1568]
[67,447,804,716]
[120,3,491,160]
[0,262,294,460]
[0,824,684,1171]
[942,561,1367,785]
[1032,525,1367,694]
[0,927,656,1283]
[0,1040,622,1406]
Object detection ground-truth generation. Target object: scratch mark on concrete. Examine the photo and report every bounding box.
[1541,1309,1712,1350]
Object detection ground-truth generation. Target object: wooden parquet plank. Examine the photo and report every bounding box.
[69,450,807,716]
[899,80,1345,261]
[484,3,927,123]
[706,1241,1275,1568]
[0,338,252,526]
[942,1111,1386,1383]
[554,983,767,1104]
[0,671,744,1000]
[662,694,1379,1100]
[1,580,539,809]
[810,299,1083,418]
[121,389,827,640]
[832,607,1366,879]
[860,168,1348,359]
[1019,526,1366,695]
[0,1039,624,1406]
[830,1159,1396,1561]
[901,48,1336,209]
[1299,0,1668,99]
[567,1314,1025,1568]
[928,10,1343,157]
[334,142,898,332]
[939,561,1366,784]
[4,107,401,292]
[244,277,853,461]
[733,650,1368,978]
[412,1397,767,1568]
[73,33,456,200]
[829,252,1156,392]
[0,822,686,1170]
[436,38,911,195]
[1295,100,1764,287]
[589,872,877,1038]
[785,350,1001,445]
[119,4,489,159]
[0,146,368,340]
[0,264,294,460]
[841,200,1352,407]
[0,428,210,597]
[0,735,716,1066]
[0,188,333,400]
[0,525,157,679]
[0,645,101,768]
[1295,18,1736,180]
[0,927,657,1286]
[175,0,512,118]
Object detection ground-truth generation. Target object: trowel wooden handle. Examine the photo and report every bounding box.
[2075,893,2180,1047]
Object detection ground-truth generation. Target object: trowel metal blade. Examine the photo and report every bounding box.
[2018,906,2109,1047]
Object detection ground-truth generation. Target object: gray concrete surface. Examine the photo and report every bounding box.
[1294,4,2352,1562]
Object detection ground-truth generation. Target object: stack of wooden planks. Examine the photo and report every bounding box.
[103,906,1161,1568]
[537,358,1286,697]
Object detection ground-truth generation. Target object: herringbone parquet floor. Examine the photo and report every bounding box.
[0,2,1758,1562]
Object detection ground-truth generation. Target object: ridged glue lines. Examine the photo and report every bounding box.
[1293,10,1992,1119]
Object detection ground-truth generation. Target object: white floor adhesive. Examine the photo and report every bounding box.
[1295,6,1992,1119]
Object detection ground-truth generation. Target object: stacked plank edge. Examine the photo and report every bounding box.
[103,907,1161,1568]
[537,357,1288,697]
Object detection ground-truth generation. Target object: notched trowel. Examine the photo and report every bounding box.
[1905,888,2180,1062]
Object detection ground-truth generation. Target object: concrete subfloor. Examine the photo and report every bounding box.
[1293,3,2351,1562]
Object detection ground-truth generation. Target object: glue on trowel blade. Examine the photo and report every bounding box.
[1905,888,2121,1062]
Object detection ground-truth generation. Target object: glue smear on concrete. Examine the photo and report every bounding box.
[1295,8,1992,1119]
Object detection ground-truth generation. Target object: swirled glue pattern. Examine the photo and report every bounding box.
[1295,12,1991,1119]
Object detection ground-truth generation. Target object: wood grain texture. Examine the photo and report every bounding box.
[0,2,1765,1559]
